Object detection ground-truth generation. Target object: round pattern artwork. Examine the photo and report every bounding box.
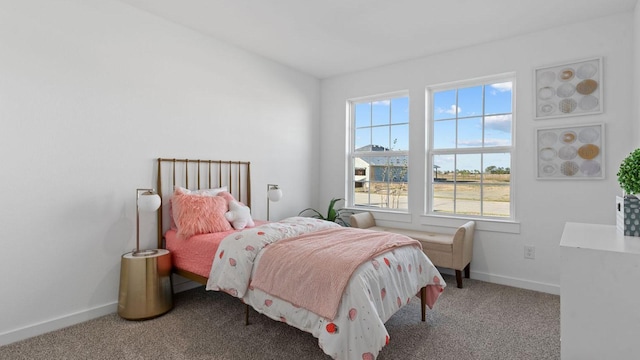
[539,147,557,161]
[559,98,577,113]
[556,83,576,98]
[538,102,555,115]
[577,63,597,79]
[558,68,575,81]
[537,125,602,178]
[560,130,577,144]
[578,144,600,160]
[560,161,580,176]
[578,127,600,143]
[535,59,600,117]
[579,95,599,111]
[539,163,557,176]
[576,79,598,95]
[538,131,558,147]
[538,71,556,86]
[538,87,555,100]
[580,160,601,176]
[558,146,577,160]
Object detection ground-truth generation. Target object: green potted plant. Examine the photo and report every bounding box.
[298,198,351,226]
[616,149,640,236]
[617,148,640,197]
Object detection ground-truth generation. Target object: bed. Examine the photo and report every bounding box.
[155,158,446,360]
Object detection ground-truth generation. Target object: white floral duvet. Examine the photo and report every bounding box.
[206,217,445,360]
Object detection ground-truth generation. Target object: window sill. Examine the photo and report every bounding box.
[420,214,520,234]
[345,208,520,234]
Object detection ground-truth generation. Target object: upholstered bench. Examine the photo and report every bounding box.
[350,212,475,288]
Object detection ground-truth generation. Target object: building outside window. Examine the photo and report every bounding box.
[349,93,409,211]
[428,76,514,218]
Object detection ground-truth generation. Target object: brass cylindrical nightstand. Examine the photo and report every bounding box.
[118,249,173,320]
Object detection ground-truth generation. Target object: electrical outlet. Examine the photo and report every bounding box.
[524,245,535,260]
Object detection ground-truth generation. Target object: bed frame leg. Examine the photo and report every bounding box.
[420,287,427,322]
[245,304,250,325]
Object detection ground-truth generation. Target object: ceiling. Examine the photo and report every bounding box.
[118,0,637,79]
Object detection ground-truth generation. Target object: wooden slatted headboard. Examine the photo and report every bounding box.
[155,158,252,249]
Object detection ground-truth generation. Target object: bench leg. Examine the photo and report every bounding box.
[455,270,463,288]
[455,264,471,288]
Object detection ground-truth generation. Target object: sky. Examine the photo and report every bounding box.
[354,82,513,173]
[354,97,409,151]
[432,82,513,172]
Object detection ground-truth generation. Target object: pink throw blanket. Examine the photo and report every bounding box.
[250,227,421,320]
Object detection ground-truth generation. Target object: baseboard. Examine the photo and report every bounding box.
[0,302,118,347]
[0,278,201,347]
[469,270,560,295]
[436,268,560,295]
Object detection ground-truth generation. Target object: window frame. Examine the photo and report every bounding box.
[347,91,410,212]
[426,74,516,220]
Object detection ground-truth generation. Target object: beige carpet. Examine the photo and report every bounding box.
[0,275,560,359]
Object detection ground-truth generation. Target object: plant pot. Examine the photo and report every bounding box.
[616,195,640,236]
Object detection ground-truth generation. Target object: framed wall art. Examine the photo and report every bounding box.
[536,123,604,180]
[534,57,602,119]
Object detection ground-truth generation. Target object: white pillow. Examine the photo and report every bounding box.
[224,200,255,230]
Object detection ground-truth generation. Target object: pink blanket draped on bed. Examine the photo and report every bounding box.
[250,227,421,320]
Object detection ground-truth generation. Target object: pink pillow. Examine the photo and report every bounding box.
[217,191,248,207]
[217,191,236,205]
[172,192,232,239]
[169,186,228,230]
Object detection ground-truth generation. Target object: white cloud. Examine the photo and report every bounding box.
[372,100,391,106]
[456,138,510,147]
[485,114,512,133]
[483,138,512,147]
[436,104,461,115]
[490,82,512,92]
[457,140,484,147]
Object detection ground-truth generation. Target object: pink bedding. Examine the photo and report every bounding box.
[165,221,267,278]
[207,217,446,360]
[251,227,421,320]
[165,229,230,278]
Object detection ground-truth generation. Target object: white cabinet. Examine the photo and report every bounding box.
[560,222,640,360]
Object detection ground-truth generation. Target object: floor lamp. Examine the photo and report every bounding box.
[266,184,282,221]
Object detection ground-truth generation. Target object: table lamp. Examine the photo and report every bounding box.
[266,184,282,221]
[134,188,162,256]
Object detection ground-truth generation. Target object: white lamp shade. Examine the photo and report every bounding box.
[268,188,283,202]
[138,193,161,212]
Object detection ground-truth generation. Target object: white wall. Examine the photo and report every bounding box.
[321,13,635,294]
[635,3,640,146]
[0,0,320,344]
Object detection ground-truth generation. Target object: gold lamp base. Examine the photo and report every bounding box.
[118,249,173,320]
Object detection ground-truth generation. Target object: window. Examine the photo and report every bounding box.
[428,76,514,218]
[349,93,409,211]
